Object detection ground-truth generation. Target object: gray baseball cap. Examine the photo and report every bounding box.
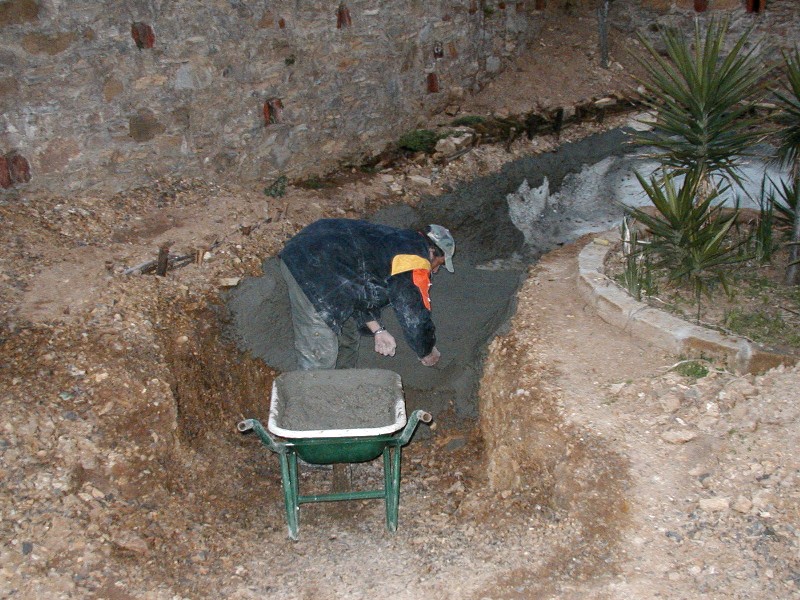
[426,224,455,272]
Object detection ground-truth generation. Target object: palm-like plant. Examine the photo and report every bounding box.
[771,47,800,284]
[754,176,777,263]
[624,168,749,322]
[766,175,799,231]
[633,17,771,191]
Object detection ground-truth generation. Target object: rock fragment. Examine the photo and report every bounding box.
[661,429,697,444]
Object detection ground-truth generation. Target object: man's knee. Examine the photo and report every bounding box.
[297,345,337,370]
[295,326,338,370]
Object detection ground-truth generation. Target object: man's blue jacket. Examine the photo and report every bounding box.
[279,219,437,358]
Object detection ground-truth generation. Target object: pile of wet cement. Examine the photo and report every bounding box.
[272,369,403,432]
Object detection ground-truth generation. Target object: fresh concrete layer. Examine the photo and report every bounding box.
[577,231,797,374]
[224,246,524,425]
[224,128,640,426]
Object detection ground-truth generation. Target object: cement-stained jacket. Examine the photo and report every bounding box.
[279,219,436,358]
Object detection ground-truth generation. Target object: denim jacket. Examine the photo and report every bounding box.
[279,219,436,357]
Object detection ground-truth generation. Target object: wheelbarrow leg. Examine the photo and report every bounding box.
[279,449,300,540]
[382,409,432,532]
[383,445,402,532]
[236,419,302,540]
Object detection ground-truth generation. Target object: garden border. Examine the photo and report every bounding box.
[577,230,797,374]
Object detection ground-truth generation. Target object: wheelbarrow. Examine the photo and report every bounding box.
[237,368,431,540]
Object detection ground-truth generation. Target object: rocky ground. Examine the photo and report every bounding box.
[493,245,800,599]
[2,4,800,599]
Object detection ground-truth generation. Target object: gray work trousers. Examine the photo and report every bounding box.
[280,260,360,370]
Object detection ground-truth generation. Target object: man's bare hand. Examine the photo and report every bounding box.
[374,330,397,356]
[419,346,441,367]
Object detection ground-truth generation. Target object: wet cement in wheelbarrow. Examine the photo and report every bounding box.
[273,369,403,432]
[224,128,641,429]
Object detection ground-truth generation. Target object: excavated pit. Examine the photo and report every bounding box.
[136,128,654,596]
[170,125,783,528]
[161,127,786,454]
[222,128,640,432]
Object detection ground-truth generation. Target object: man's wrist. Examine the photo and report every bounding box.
[373,327,386,335]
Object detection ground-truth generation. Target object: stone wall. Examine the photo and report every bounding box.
[641,0,743,11]
[0,0,541,195]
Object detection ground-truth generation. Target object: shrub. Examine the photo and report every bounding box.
[672,360,710,379]
[624,168,750,321]
[451,115,486,128]
[770,47,800,283]
[398,129,440,154]
[632,17,770,189]
[264,175,288,198]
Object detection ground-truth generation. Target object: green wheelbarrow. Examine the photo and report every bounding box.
[237,369,432,540]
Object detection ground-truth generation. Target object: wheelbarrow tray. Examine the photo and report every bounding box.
[282,434,396,464]
[268,369,406,464]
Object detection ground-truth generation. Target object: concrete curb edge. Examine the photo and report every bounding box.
[577,230,796,375]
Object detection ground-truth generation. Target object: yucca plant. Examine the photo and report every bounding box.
[632,17,772,194]
[619,218,644,300]
[770,47,800,284]
[765,175,799,231]
[624,168,750,322]
[754,179,777,263]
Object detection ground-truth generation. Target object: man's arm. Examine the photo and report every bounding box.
[364,320,397,357]
[386,271,438,361]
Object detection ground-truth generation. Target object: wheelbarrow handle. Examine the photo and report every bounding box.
[393,409,433,446]
[237,418,286,454]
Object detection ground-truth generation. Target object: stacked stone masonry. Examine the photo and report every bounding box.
[0,0,541,194]
[0,0,794,195]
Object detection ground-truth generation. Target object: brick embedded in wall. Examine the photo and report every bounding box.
[427,73,440,93]
[0,151,32,189]
[337,4,352,28]
[9,152,31,184]
[0,156,10,189]
[264,98,284,125]
[131,22,155,49]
